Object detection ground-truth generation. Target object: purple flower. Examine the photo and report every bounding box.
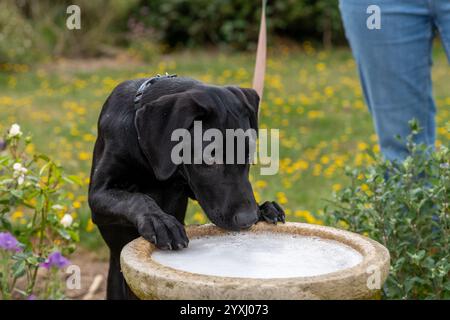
[0,232,22,252]
[0,139,6,151]
[40,251,70,269]
[27,294,37,300]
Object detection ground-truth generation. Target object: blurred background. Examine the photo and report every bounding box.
[1,0,343,63]
[0,0,449,299]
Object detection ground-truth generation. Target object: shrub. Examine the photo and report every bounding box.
[0,124,80,299]
[1,0,139,63]
[325,121,450,299]
[0,2,42,64]
[1,0,344,64]
[133,0,344,50]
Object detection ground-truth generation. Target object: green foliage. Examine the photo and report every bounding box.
[0,124,80,299]
[135,0,343,49]
[326,121,450,299]
[1,0,139,63]
[0,0,344,64]
[0,2,42,64]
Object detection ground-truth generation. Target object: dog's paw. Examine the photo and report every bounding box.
[137,213,189,250]
[258,201,286,224]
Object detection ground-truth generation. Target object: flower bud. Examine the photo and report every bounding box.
[60,214,73,228]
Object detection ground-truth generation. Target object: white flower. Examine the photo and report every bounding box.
[60,214,73,228]
[13,162,22,171]
[52,204,64,211]
[8,124,22,138]
[13,162,27,184]
[13,162,27,174]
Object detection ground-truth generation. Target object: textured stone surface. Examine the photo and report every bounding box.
[120,222,390,300]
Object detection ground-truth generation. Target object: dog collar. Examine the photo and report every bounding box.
[134,73,177,109]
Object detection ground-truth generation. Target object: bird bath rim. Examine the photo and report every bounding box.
[120,222,390,299]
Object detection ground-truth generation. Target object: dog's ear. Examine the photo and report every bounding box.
[135,90,211,180]
[227,87,260,131]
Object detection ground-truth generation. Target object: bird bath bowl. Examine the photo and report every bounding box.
[120,222,390,299]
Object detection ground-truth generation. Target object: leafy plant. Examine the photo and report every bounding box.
[1,0,345,64]
[133,0,344,50]
[325,121,450,299]
[0,124,80,300]
[0,1,42,64]
[1,0,139,63]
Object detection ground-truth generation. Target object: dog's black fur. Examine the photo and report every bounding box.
[88,77,285,299]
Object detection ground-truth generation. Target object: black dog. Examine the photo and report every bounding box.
[88,76,285,299]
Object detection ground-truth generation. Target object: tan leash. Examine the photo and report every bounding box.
[252,0,267,104]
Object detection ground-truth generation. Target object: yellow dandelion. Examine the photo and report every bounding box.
[372,144,380,153]
[11,211,24,221]
[255,180,268,189]
[73,201,82,209]
[316,63,326,72]
[338,220,349,229]
[357,142,368,151]
[313,164,322,176]
[254,191,261,203]
[307,110,324,119]
[324,86,334,97]
[83,134,96,142]
[193,212,206,224]
[320,156,330,164]
[78,152,90,161]
[294,210,316,224]
[361,184,369,192]
[86,218,95,232]
[276,192,288,205]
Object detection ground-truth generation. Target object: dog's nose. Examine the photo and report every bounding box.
[233,211,258,229]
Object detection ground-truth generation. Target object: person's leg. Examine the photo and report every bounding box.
[433,0,450,61]
[339,0,436,161]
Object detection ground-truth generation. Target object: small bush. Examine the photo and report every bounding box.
[1,0,344,64]
[0,124,80,300]
[1,0,139,63]
[325,121,450,299]
[133,0,344,50]
[0,2,42,64]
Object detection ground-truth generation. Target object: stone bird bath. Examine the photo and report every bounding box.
[120,222,390,299]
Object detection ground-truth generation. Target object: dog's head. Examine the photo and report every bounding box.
[135,81,259,231]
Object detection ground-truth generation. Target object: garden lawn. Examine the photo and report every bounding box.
[1,43,449,249]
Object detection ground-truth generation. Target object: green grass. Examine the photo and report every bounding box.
[1,43,449,249]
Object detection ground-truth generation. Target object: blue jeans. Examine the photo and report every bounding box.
[339,0,450,161]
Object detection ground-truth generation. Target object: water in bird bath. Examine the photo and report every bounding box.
[152,232,363,278]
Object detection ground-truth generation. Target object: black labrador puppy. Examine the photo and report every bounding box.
[88,76,285,299]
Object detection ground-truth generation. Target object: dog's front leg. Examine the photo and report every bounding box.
[258,201,286,224]
[89,189,189,250]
